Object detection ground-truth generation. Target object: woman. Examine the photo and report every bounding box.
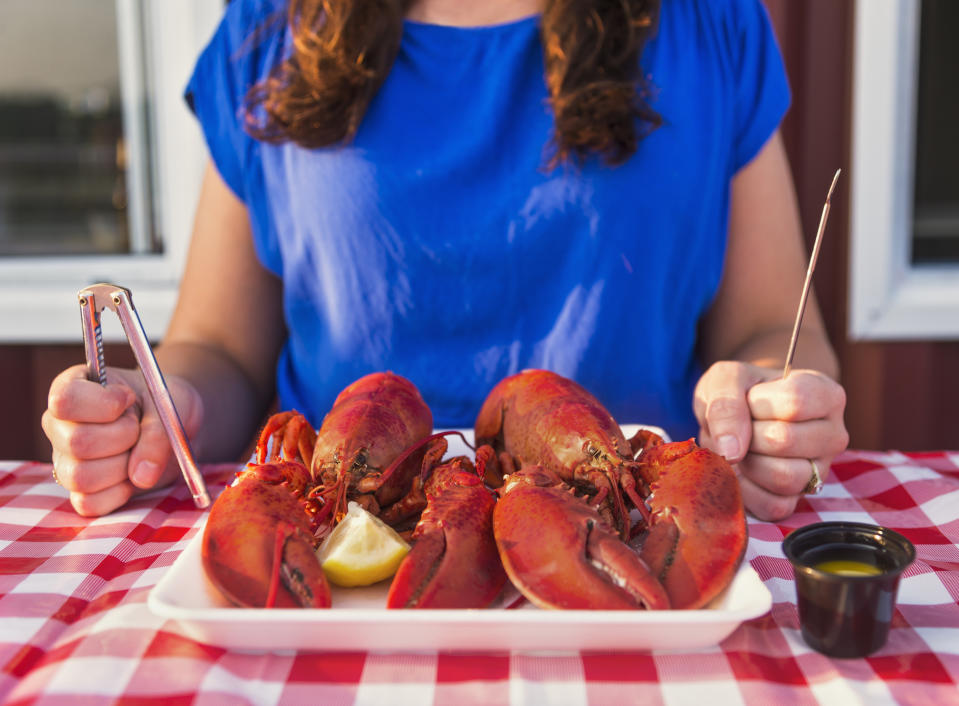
[42,0,848,520]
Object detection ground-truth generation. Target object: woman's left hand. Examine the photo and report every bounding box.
[693,361,849,520]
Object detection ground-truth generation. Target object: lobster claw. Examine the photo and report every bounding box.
[202,461,332,608]
[634,440,747,609]
[386,455,506,609]
[493,466,669,610]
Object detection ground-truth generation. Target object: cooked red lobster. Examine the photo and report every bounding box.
[203,368,746,612]
[202,372,436,608]
[475,369,747,610]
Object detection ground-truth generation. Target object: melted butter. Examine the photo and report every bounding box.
[815,559,882,576]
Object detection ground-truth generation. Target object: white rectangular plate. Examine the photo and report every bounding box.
[148,425,772,653]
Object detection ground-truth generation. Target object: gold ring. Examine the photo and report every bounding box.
[52,466,61,485]
[803,459,824,495]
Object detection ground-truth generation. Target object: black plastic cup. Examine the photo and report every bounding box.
[782,521,915,658]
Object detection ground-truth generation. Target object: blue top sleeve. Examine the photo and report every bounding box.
[186,3,255,200]
[725,0,791,171]
[183,0,287,272]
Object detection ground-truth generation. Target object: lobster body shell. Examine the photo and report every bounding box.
[475,369,634,474]
[475,369,641,538]
[312,372,434,515]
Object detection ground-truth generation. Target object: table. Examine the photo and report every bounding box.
[2,451,958,705]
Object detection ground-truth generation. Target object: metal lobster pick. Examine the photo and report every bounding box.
[782,169,841,379]
[78,283,211,509]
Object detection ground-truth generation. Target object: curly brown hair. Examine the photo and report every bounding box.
[245,0,661,167]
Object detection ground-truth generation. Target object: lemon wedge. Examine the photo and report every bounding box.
[317,501,411,587]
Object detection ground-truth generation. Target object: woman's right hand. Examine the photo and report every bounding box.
[41,364,204,516]
[42,161,285,517]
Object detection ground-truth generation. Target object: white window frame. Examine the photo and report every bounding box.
[849,0,959,340]
[0,0,223,343]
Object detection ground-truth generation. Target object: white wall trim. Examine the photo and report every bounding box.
[849,0,959,340]
[0,0,221,343]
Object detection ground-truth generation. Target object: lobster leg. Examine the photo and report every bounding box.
[493,467,669,610]
[386,457,506,609]
[474,443,513,489]
[368,435,450,528]
[256,411,317,466]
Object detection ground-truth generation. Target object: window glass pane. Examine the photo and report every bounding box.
[0,0,157,257]
[912,0,959,264]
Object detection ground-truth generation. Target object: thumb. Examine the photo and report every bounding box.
[694,362,758,464]
[127,379,203,490]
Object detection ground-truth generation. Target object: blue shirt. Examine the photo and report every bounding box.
[185,0,790,439]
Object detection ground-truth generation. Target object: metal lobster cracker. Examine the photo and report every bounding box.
[77,283,210,509]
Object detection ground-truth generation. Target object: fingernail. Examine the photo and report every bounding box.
[717,434,740,460]
[132,461,159,487]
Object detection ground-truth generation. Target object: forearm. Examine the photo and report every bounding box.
[146,164,283,462]
[720,325,840,381]
[155,340,272,462]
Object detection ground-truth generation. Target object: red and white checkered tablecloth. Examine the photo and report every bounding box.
[2,451,958,705]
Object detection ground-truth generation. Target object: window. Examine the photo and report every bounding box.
[0,0,222,342]
[911,0,959,264]
[849,0,959,339]
[0,2,136,258]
